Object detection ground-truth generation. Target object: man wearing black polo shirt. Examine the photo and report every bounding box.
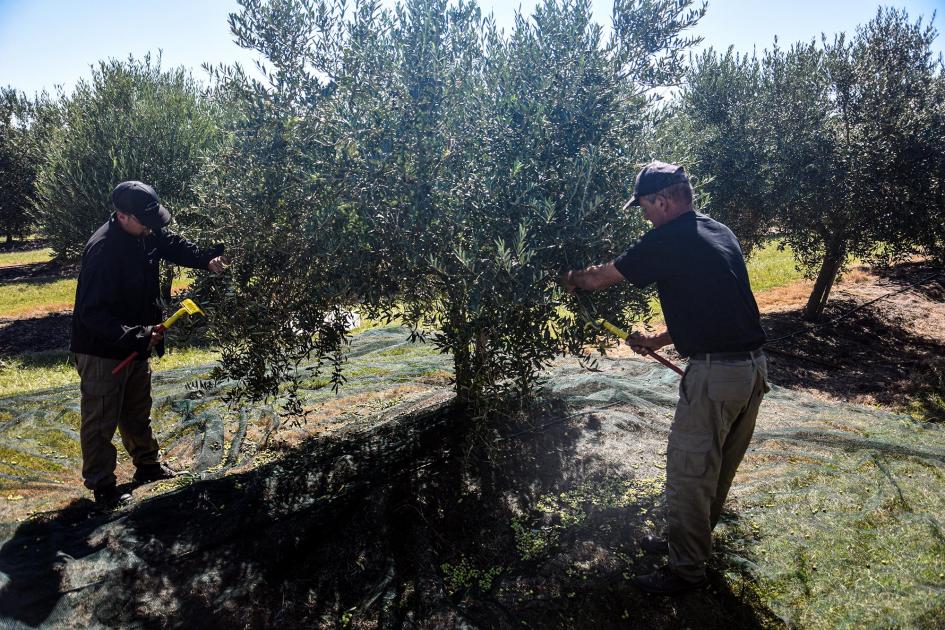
[561,161,768,595]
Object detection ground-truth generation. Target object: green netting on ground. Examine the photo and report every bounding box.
[544,358,945,627]
[0,327,454,509]
[0,326,943,627]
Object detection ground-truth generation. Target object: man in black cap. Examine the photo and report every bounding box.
[561,161,768,595]
[71,181,225,508]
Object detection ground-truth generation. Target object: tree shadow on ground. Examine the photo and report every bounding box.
[0,239,47,253]
[871,260,945,303]
[0,261,69,284]
[0,312,72,356]
[0,312,213,357]
[0,397,777,628]
[762,283,945,415]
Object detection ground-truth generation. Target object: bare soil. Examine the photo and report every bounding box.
[759,261,945,416]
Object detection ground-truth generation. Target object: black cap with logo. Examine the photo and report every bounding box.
[111,181,171,230]
[624,161,690,208]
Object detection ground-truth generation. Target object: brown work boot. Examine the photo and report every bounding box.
[93,485,132,509]
[639,534,669,555]
[631,565,707,595]
[133,463,181,484]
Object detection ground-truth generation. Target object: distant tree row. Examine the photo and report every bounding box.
[0,1,941,414]
[669,7,944,320]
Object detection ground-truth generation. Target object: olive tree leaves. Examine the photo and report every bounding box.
[196,0,703,417]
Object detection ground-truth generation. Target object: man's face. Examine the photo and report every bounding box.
[639,193,667,227]
[116,211,153,237]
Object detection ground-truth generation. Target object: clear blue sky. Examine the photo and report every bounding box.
[1,0,942,97]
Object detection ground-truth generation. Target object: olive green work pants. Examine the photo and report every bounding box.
[76,353,160,491]
[665,353,769,581]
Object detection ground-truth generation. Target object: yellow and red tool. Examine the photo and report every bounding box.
[586,317,685,376]
[112,298,206,375]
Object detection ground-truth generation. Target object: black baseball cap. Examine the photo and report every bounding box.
[111,181,171,230]
[624,161,690,208]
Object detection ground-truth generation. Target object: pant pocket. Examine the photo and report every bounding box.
[668,431,712,477]
[707,364,755,402]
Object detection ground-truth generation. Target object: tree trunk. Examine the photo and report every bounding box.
[161,264,175,306]
[803,237,845,321]
[453,325,492,414]
[448,304,474,410]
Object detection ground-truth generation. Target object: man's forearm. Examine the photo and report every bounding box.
[653,330,672,348]
[157,230,223,270]
[563,261,625,292]
[627,329,673,353]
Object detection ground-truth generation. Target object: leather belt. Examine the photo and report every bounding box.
[688,348,765,362]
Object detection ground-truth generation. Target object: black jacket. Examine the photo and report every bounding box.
[70,214,222,360]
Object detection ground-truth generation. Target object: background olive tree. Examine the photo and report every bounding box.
[32,55,223,270]
[194,0,705,416]
[0,88,41,244]
[680,7,943,320]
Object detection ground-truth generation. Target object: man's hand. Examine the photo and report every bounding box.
[208,255,228,275]
[627,330,671,356]
[147,328,165,350]
[559,270,578,294]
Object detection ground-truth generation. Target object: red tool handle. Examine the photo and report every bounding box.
[112,324,165,375]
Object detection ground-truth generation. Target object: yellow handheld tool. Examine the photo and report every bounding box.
[586,317,685,376]
[112,299,206,375]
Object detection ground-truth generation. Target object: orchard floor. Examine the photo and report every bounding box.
[0,261,943,628]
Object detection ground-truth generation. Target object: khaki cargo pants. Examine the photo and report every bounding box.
[665,352,769,581]
[75,353,160,490]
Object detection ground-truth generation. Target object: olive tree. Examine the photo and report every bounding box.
[198,0,704,415]
[32,55,222,263]
[0,88,40,243]
[681,7,943,320]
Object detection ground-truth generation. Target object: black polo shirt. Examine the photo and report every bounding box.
[71,215,222,360]
[613,211,766,358]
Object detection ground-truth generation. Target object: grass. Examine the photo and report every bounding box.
[746,241,807,293]
[0,247,54,268]
[0,274,193,319]
[150,345,219,371]
[0,345,220,398]
[0,279,77,318]
[0,352,77,397]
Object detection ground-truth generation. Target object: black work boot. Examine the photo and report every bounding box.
[631,565,707,595]
[93,485,132,509]
[133,463,181,484]
[639,534,669,555]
